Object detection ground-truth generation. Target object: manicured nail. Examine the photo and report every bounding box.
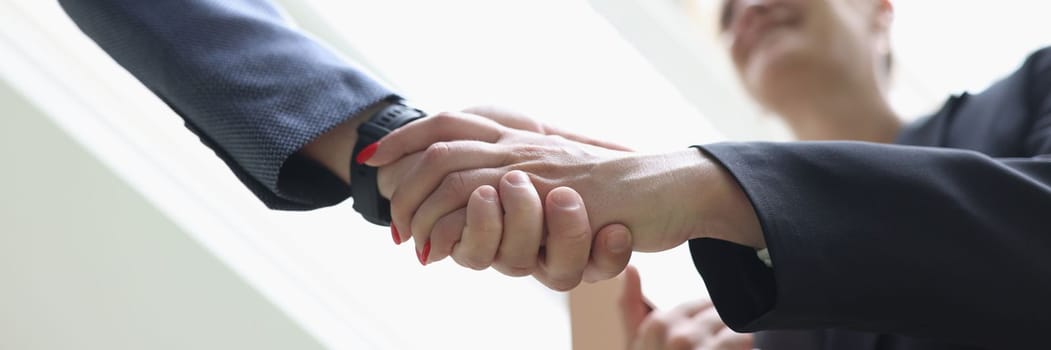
[417,241,431,266]
[355,142,380,165]
[391,225,402,245]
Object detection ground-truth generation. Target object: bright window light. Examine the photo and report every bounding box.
[7,0,1050,348]
[3,1,720,349]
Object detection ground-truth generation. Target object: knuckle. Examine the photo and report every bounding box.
[441,171,470,197]
[544,274,582,292]
[509,144,546,161]
[543,281,573,292]
[462,256,491,271]
[492,262,532,277]
[431,111,460,125]
[503,266,533,277]
[422,142,453,165]
[568,227,591,242]
[454,250,491,271]
[498,259,537,277]
[450,254,472,270]
[552,226,590,246]
[551,283,575,292]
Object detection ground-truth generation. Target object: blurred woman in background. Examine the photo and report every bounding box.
[618,0,1049,348]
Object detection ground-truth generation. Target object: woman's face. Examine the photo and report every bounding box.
[721,0,893,114]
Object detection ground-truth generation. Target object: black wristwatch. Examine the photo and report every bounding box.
[350,99,426,226]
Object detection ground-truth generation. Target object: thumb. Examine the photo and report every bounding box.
[618,265,653,341]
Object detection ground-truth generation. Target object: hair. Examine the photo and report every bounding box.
[719,0,735,32]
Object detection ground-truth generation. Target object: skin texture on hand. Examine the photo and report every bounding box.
[448,174,634,290]
[620,266,753,350]
[368,107,639,290]
[369,113,658,250]
[365,107,762,290]
[367,111,762,253]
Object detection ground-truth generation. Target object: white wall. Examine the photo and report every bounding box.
[0,2,576,348]
[0,81,324,350]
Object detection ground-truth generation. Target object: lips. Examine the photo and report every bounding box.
[730,2,803,65]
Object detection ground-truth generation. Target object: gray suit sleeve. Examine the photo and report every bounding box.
[60,0,396,210]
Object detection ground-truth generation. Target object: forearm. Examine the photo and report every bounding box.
[682,148,766,249]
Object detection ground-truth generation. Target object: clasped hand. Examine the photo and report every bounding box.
[364,107,731,291]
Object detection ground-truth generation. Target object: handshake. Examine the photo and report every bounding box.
[357,106,765,291]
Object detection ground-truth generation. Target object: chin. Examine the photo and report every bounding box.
[742,39,830,111]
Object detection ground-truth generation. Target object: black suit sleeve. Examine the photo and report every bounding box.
[690,55,1051,348]
[59,0,396,210]
[693,141,1051,346]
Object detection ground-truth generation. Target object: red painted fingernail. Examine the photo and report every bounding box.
[355,142,380,165]
[417,241,431,266]
[391,225,402,245]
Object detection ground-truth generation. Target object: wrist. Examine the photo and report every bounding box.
[299,99,394,184]
[603,149,716,251]
[349,100,428,226]
[687,148,765,249]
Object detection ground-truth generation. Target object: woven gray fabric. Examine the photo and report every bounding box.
[61,0,396,210]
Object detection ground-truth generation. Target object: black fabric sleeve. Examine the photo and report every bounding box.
[689,141,1051,348]
[59,0,396,210]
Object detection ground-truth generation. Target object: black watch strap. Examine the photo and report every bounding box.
[350,100,426,226]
